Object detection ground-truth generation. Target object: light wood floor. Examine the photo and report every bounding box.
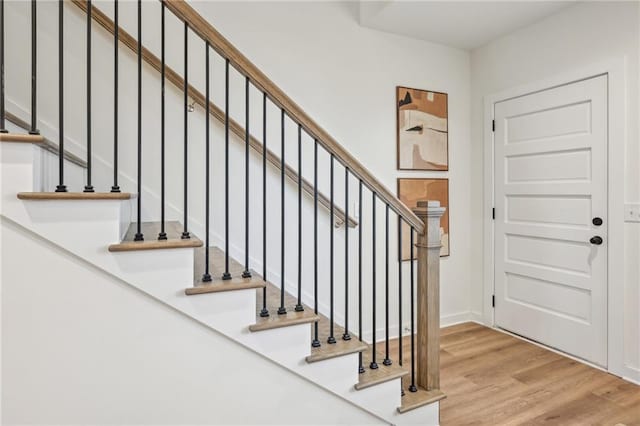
[390,322,640,425]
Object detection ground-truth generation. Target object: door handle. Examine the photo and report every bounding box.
[590,236,603,245]
[592,217,603,226]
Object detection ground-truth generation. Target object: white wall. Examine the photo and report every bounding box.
[0,218,384,425]
[470,1,640,380]
[4,0,472,341]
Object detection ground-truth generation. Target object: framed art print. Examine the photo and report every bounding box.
[397,86,448,171]
[398,178,450,259]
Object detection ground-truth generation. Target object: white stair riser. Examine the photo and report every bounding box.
[303,353,360,393]
[245,325,311,364]
[174,290,257,338]
[1,143,39,201]
[348,378,403,420]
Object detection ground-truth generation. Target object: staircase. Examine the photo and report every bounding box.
[1,1,446,424]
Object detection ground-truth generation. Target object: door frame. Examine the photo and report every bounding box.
[482,57,627,377]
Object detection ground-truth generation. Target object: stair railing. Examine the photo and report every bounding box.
[71,0,355,229]
[0,0,443,397]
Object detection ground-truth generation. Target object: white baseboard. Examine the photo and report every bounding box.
[470,310,485,325]
[623,374,640,386]
[441,311,475,328]
[623,366,640,385]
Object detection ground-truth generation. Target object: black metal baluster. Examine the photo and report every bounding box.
[328,154,336,344]
[312,139,320,347]
[398,216,404,396]
[0,0,6,134]
[358,180,364,373]
[343,168,351,341]
[111,0,120,193]
[84,0,94,192]
[398,217,403,363]
[202,42,212,282]
[133,0,142,240]
[370,192,378,369]
[157,2,166,236]
[242,77,251,278]
[181,22,190,240]
[409,227,417,392]
[278,109,286,315]
[222,58,231,280]
[54,0,66,192]
[28,0,38,135]
[383,204,391,366]
[260,92,269,317]
[295,124,303,311]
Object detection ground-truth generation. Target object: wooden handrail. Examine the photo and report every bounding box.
[162,0,424,234]
[72,0,356,228]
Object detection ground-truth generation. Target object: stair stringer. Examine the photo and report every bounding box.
[0,142,439,425]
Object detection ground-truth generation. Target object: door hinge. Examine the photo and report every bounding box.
[492,207,495,220]
[492,295,495,308]
[492,119,495,132]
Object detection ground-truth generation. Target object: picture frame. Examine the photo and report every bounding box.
[398,177,450,259]
[396,86,449,171]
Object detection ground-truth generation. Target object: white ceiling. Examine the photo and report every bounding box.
[358,1,575,50]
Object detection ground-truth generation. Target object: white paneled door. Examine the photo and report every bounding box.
[494,75,608,367]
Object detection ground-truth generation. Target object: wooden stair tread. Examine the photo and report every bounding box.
[257,280,369,361]
[18,192,132,200]
[194,251,369,364]
[187,246,265,294]
[356,363,408,390]
[397,386,445,413]
[355,348,408,390]
[249,279,321,332]
[0,133,45,143]
[356,365,408,390]
[249,309,319,332]
[187,278,266,294]
[127,235,411,382]
[123,236,407,379]
[109,221,202,252]
[306,338,368,363]
[110,238,202,252]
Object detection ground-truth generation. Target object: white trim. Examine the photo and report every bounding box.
[482,57,631,380]
[470,310,484,324]
[482,91,496,328]
[440,311,475,328]
[623,370,640,387]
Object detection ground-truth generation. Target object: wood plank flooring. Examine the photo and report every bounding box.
[390,322,640,425]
